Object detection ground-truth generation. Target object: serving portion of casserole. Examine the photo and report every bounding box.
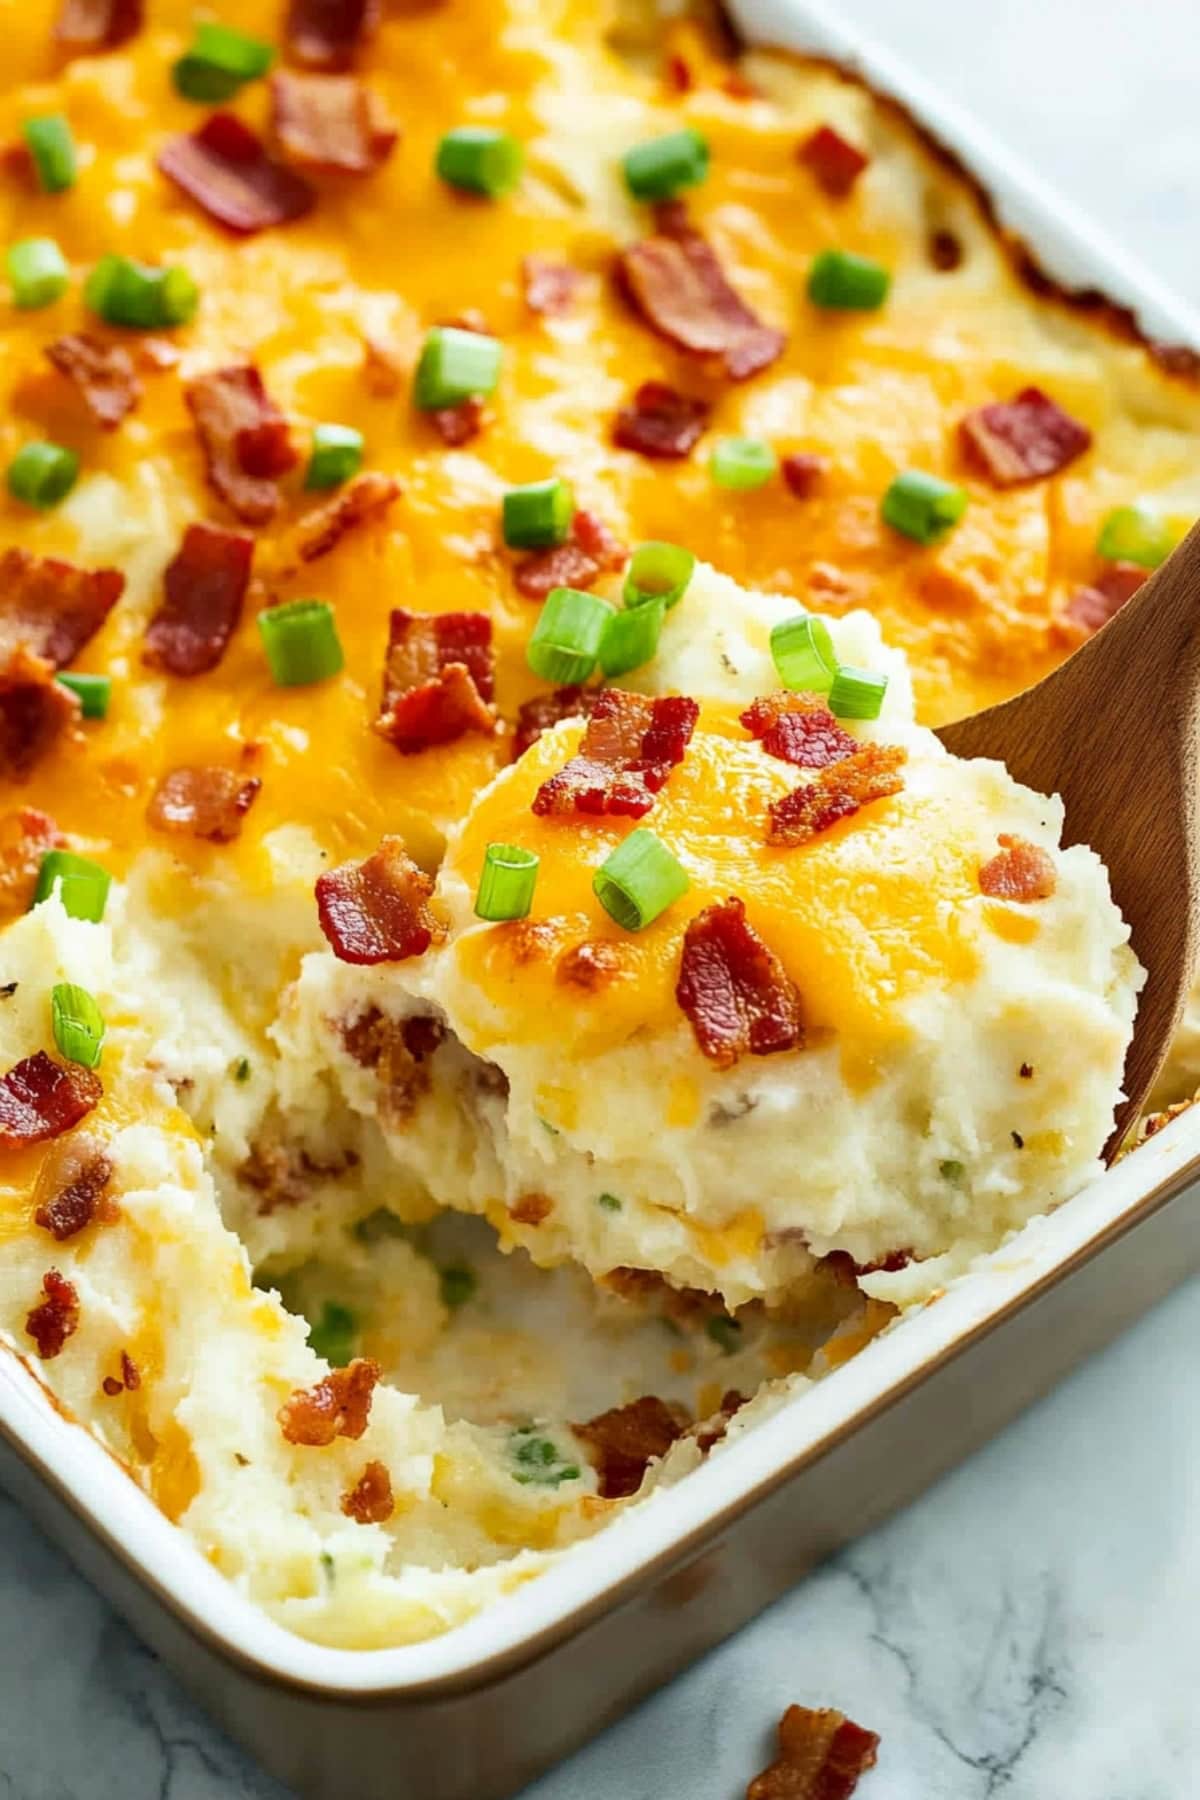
[0,0,1192,1649]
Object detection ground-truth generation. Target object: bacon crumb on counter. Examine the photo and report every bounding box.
[613,379,711,460]
[767,744,907,848]
[270,71,397,175]
[512,685,602,759]
[429,397,485,448]
[574,1395,689,1499]
[677,898,804,1068]
[0,646,80,780]
[978,833,1057,901]
[374,609,496,753]
[143,523,254,677]
[44,334,141,430]
[158,114,316,237]
[25,1269,80,1361]
[521,254,583,316]
[278,1357,381,1446]
[747,1704,880,1799]
[740,694,858,769]
[959,387,1092,487]
[0,548,123,670]
[184,365,297,525]
[147,766,262,844]
[55,0,142,51]
[618,222,786,380]
[316,837,444,965]
[1054,560,1146,645]
[532,689,699,819]
[798,125,869,198]
[294,471,400,563]
[513,509,627,601]
[341,1459,395,1523]
[0,808,63,919]
[34,1142,115,1242]
[286,0,379,69]
[781,453,827,499]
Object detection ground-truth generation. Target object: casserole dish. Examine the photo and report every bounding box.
[2,0,1200,1794]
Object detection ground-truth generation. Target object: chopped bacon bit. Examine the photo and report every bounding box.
[55,0,142,51]
[556,938,627,992]
[44,334,141,430]
[747,1704,880,1799]
[102,1375,122,1397]
[521,254,583,316]
[691,1389,747,1455]
[613,379,710,460]
[0,547,123,670]
[270,71,397,174]
[574,1395,689,1499]
[532,690,699,820]
[978,833,1057,902]
[677,898,804,1069]
[429,397,485,448]
[143,523,253,677]
[278,1357,381,1446]
[618,225,786,380]
[767,744,906,848]
[0,647,79,780]
[514,509,627,602]
[781,453,827,499]
[929,228,964,272]
[0,1054,100,1149]
[512,685,603,759]
[666,52,693,93]
[295,471,400,562]
[184,365,297,526]
[1055,561,1147,645]
[509,1191,553,1226]
[101,1351,139,1398]
[25,1269,80,1361]
[798,124,870,198]
[316,837,443,965]
[34,1145,115,1241]
[147,766,261,844]
[339,1005,442,1127]
[740,694,858,769]
[361,334,402,396]
[959,387,1092,488]
[158,113,316,237]
[341,1459,395,1523]
[286,0,379,69]
[238,1139,359,1215]
[0,808,63,918]
[374,609,496,753]
[822,1248,911,1286]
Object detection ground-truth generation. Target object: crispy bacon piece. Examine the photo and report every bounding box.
[521,254,583,316]
[613,380,710,460]
[185,365,297,526]
[316,837,443,965]
[0,647,79,780]
[147,766,262,844]
[747,1704,880,1799]
[619,225,785,380]
[34,1143,115,1241]
[158,113,316,237]
[532,690,698,820]
[929,228,964,272]
[102,1350,140,1396]
[374,609,495,753]
[514,510,627,602]
[286,0,379,68]
[677,898,804,1069]
[25,1269,80,1361]
[574,1396,689,1499]
[44,334,141,430]
[270,71,397,174]
[512,685,603,759]
[278,1357,381,1446]
[798,124,870,198]
[767,744,906,848]
[340,1005,443,1128]
[294,471,400,563]
[740,695,858,769]
[0,548,123,670]
[341,1459,395,1523]
[0,1052,101,1149]
[509,1192,553,1226]
[143,523,254,677]
[978,833,1057,902]
[0,807,63,918]
[429,397,485,448]
[1055,560,1147,645]
[959,387,1092,488]
[822,1248,911,1287]
[781,453,827,499]
[55,0,142,51]
[238,1139,359,1215]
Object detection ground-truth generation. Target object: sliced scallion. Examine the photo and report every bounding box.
[475,843,539,922]
[7,441,79,509]
[305,423,363,491]
[435,127,524,198]
[807,248,891,311]
[1096,503,1175,570]
[85,254,199,329]
[50,982,105,1070]
[307,1302,356,1368]
[624,540,695,611]
[413,325,502,411]
[710,436,776,491]
[828,665,888,720]
[881,469,968,545]
[32,851,111,922]
[258,599,344,687]
[439,1264,477,1309]
[502,477,574,549]
[526,586,613,684]
[23,115,77,194]
[598,598,665,678]
[56,672,111,719]
[6,237,69,310]
[593,828,688,932]
[172,22,274,102]
[769,614,837,693]
[623,127,709,202]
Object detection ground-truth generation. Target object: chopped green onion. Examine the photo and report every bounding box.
[304,423,363,492]
[509,1427,580,1487]
[413,325,502,411]
[50,982,105,1071]
[598,597,665,678]
[56,672,111,719]
[706,1313,743,1356]
[502,477,574,549]
[596,1192,623,1212]
[593,828,689,933]
[881,469,968,545]
[308,1301,357,1368]
[624,540,695,612]
[475,843,539,922]
[439,1264,477,1310]
[85,254,199,329]
[233,1056,251,1083]
[8,441,79,510]
[623,127,710,202]
[711,437,777,491]
[526,586,613,684]
[939,1158,965,1184]
[6,237,69,310]
[769,614,837,693]
[807,248,891,311]
[828,665,888,720]
[1096,503,1175,570]
[172,23,274,102]
[435,126,524,197]
[258,599,344,687]
[32,850,111,922]
[23,115,77,195]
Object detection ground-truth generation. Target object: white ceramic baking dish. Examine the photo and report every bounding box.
[3,5,1200,1796]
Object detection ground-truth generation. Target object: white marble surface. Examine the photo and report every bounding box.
[3,4,1199,1795]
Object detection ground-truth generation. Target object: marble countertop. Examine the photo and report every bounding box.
[3,3,1199,1795]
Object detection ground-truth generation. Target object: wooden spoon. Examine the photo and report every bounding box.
[937,520,1200,1158]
